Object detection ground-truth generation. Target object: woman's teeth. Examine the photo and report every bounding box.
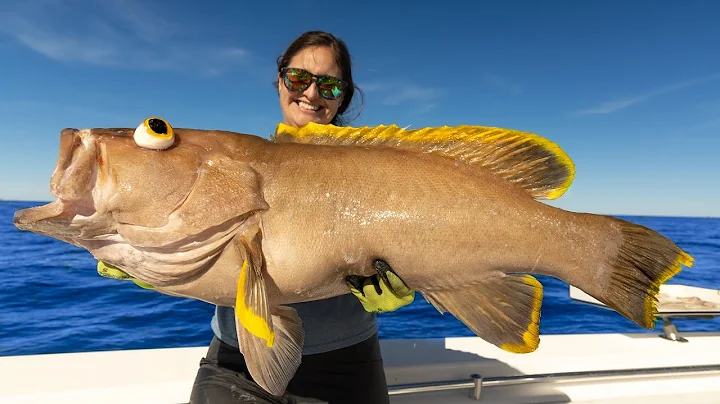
[298,101,320,111]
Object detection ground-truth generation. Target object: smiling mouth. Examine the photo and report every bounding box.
[296,100,323,112]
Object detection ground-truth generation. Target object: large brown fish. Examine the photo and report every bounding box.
[13,117,693,396]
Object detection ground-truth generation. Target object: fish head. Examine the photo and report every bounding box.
[14,120,199,240]
[13,118,269,274]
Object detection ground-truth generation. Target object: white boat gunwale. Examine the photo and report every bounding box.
[2,284,719,403]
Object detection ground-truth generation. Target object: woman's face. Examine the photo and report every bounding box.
[278,46,344,128]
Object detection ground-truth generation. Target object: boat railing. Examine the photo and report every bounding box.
[387,363,720,400]
[568,285,720,341]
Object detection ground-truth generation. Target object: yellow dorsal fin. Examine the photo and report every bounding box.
[273,122,575,200]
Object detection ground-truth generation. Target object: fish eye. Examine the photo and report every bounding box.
[133,117,175,150]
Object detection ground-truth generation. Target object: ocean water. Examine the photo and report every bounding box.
[1,200,718,357]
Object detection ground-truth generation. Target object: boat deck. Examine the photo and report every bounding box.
[2,332,719,403]
[2,284,719,403]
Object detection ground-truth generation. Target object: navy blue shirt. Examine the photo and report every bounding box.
[212,294,378,355]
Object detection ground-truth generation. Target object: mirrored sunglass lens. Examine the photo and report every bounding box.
[284,69,311,91]
[319,86,343,99]
[286,68,310,80]
[317,79,344,99]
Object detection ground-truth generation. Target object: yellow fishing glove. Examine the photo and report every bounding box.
[97,259,414,313]
[96,261,156,290]
[346,260,415,314]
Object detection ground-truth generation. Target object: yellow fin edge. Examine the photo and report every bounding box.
[235,260,275,348]
[540,142,576,200]
[500,275,542,354]
[643,250,695,328]
[276,123,298,137]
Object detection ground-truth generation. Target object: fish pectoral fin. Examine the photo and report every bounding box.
[423,273,543,354]
[235,303,304,397]
[234,241,304,396]
[272,122,574,200]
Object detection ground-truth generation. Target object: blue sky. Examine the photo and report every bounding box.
[0,0,718,217]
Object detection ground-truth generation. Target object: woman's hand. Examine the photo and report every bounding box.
[96,258,417,314]
[346,260,415,314]
[96,261,156,290]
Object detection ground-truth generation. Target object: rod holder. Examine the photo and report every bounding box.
[659,317,689,342]
[470,373,483,400]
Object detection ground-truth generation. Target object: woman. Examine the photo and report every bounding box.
[188,31,414,404]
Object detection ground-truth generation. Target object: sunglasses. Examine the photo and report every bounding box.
[281,67,348,100]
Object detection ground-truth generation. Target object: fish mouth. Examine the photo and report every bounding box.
[13,199,84,242]
[13,128,101,239]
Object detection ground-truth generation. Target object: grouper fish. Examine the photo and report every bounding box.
[13,117,694,396]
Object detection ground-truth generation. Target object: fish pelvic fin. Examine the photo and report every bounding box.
[273,122,575,200]
[582,218,694,329]
[423,273,543,354]
[233,227,304,396]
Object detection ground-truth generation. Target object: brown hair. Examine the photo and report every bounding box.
[275,31,363,126]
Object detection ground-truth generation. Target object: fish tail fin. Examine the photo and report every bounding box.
[581,217,694,329]
[423,273,544,354]
[420,217,693,354]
